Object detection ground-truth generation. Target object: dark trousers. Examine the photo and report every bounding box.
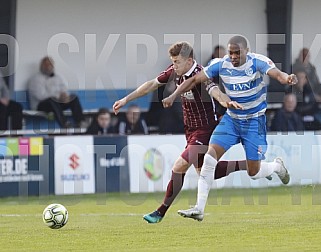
[159,103,184,134]
[0,100,23,130]
[37,94,84,127]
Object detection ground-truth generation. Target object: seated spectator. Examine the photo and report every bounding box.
[86,108,116,135]
[292,48,321,100]
[118,104,148,135]
[145,87,164,133]
[145,80,184,134]
[0,72,23,131]
[211,45,226,59]
[27,56,85,128]
[290,69,321,130]
[158,80,184,134]
[270,93,304,132]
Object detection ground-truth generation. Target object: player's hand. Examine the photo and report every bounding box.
[227,101,244,110]
[113,98,126,115]
[287,74,297,85]
[162,95,175,108]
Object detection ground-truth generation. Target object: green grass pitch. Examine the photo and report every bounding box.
[1,186,321,251]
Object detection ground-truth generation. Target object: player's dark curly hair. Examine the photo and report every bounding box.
[168,41,194,59]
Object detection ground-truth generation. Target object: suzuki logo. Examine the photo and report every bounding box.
[69,154,80,170]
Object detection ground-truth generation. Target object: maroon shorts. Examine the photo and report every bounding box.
[181,124,216,168]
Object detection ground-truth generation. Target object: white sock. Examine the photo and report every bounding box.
[250,161,280,180]
[196,154,217,213]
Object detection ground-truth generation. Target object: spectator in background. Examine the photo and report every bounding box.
[211,45,226,60]
[291,69,321,130]
[145,84,184,134]
[270,93,304,132]
[205,45,226,68]
[27,56,86,128]
[0,72,23,131]
[86,108,116,135]
[118,104,148,135]
[292,48,321,100]
[158,81,184,134]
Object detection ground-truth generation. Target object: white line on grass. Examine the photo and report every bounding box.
[0,214,42,217]
[0,213,210,217]
[1,212,261,218]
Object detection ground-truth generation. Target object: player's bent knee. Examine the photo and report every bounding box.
[246,160,260,177]
[200,154,217,174]
[172,156,190,173]
[247,167,260,177]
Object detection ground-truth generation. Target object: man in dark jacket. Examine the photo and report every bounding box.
[270,93,304,132]
[117,104,148,135]
[86,108,116,135]
[291,69,321,130]
[0,73,23,131]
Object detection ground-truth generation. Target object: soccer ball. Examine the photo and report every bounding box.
[143,148,164,181]
[42,203,68,229]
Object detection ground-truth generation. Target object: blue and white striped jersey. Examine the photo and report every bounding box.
[204,53,275,119]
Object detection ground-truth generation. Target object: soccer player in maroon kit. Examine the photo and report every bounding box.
[113,41,245,223]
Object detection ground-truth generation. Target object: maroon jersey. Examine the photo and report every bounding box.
[157,62,217,129]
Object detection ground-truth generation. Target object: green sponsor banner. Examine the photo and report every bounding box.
[6,138,19,156]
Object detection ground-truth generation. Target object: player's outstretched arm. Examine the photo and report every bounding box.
[162,70,208,108]
[113,79,159,115]
[209,86,244,110]
[267,68,298,85]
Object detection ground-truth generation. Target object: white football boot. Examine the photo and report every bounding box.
[274,157,290,184]
[177,206,204,221]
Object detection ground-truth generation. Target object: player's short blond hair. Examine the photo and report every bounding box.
[168,42,194,59]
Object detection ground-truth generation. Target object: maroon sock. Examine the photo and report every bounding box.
[214,160,247,179]
[157,172,185,216]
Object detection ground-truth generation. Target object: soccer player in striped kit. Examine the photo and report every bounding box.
[113,41,244,223]
[163,35,297,221]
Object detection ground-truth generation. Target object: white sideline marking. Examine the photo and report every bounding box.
[0,213,144,217]
[0,211,267,218]
[80,213,143,216]
[0,212,261,218]
[0,214,41,217]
